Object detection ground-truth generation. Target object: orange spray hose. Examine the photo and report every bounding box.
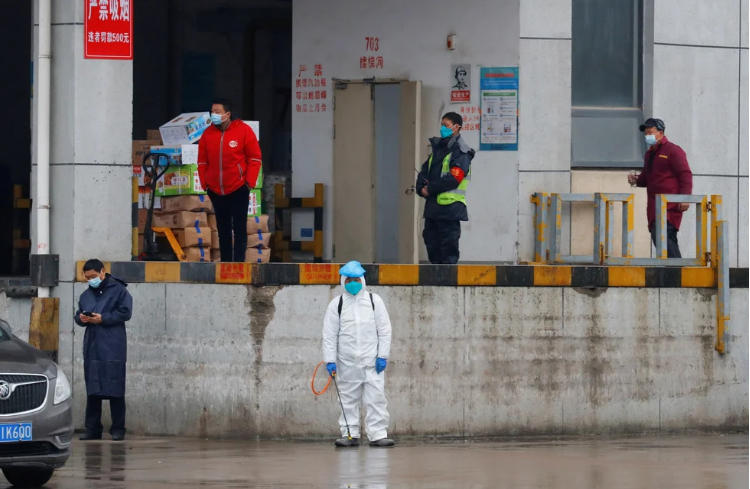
[311,361,332,395]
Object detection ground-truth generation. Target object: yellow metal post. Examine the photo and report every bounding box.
[28,297,60,362]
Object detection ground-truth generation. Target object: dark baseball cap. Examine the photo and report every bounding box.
[639,118,665,132]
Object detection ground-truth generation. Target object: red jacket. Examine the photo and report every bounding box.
[636,136,693,230]
[197,120,262,196]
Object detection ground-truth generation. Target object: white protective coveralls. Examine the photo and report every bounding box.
[322,275,392,441]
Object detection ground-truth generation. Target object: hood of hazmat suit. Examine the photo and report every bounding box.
[321,261,393,440]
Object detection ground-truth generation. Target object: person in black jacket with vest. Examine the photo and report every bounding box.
[416,112,475,264]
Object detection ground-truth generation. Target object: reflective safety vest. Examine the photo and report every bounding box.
[428,153,471,205]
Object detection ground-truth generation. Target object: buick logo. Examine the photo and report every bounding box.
[0,381,10,401]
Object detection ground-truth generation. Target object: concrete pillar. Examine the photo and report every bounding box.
[31,0,133,382]
[32,0,133,281]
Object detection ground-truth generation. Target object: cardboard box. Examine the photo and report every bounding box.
[137,209,149,232]
[245,248,271,263]
[133,165,146,186]
[212,248,271,263]
[244,121,260,141]
[172,227,212,248]
[184,247,211,262]
[160,112,211,146]
[161,195,213,213]
[253,166,264,189]
[132,139,162,166]
[247,230,271,249]
[181,144,199,165]
[147,129,163,143]
[138,188,161,209]
[210,230,269,249]
[149,145,182,166]
[152,211,208,229]
[247,215,269,233]
[248,189,262,217]
[155,164,206,196]
[208,214,217,230]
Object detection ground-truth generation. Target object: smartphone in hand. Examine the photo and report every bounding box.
[82,311,95,317]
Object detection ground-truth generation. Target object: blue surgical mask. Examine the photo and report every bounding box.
[645,134,658,147]
[440,126,454,138]
[88,277,102,289]
[345,280,363,296]
[210,113,225,126]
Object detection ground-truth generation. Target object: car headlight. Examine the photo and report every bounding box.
[53,368,71,405]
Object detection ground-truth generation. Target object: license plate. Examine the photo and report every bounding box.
[0,423,32,443]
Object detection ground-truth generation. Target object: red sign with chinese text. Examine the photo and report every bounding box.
[84,0,133,60]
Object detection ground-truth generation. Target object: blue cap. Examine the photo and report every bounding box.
[339,261,366,278]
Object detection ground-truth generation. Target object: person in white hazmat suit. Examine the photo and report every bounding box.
[322,261,395,447]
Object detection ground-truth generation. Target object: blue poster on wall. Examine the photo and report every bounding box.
[479,67,519,151]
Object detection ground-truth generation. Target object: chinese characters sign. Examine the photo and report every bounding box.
[300,264,338,285]
[359,37,384,71]
[479,67,519,151]
[450,64,471,103]
[84,0,133,59]
[295,64,328,113]
[217,263,252,284]
[459,106,481,131]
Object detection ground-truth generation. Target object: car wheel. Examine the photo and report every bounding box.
[1,467,54,488]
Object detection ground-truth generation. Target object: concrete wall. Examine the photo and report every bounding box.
[5,284,747,439]
[649,0,748,267]
[292,0,521,262]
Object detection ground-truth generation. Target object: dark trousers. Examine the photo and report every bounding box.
[423,218,461,264]
[207,185,249,262]
[86,395,126,435]
[650,221,682,258]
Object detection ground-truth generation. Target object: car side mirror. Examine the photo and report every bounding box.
[0,319,11,336]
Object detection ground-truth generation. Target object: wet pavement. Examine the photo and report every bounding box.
[2,434,746,488]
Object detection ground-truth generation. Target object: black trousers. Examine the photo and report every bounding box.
[85,395,126,435]
[423,218,461,264]
[207,185,249,262]
[650,221,682,258]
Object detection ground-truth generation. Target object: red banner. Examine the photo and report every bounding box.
[84,0,133,60]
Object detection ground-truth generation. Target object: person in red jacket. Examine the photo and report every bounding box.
[198,98,262,262]
[628,118,693,258]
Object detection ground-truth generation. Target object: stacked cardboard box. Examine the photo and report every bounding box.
[210,214,271,263]
[133,116,266,262]
[151,204,213,262]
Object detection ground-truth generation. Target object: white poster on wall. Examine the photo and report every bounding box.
[450,64,471,103]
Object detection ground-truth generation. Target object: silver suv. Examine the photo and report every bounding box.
[0,319,73,488]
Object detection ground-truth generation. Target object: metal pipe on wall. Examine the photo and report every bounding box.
[36,0,51,298]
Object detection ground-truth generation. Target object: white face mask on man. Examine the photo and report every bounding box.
[210,113,227,126]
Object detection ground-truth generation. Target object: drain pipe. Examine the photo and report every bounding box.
[36,0,52,298]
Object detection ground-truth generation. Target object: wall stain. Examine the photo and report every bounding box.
[245,285,279,431]
[573,287,607,299]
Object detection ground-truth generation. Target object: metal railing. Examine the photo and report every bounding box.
[531,192,731,354]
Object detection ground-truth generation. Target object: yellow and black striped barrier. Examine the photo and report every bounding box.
[75,261,749,288]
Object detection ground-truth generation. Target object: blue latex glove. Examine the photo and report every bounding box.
[326,362,337,377]
[376,358,387,374]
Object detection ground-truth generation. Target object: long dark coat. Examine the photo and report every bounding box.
[74,274,132,398]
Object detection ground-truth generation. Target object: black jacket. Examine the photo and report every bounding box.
[416,134,475,221]
[74,274,132,398]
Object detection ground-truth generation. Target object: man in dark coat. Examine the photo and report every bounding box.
[74,259,132,441]
[416,112,475,264]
